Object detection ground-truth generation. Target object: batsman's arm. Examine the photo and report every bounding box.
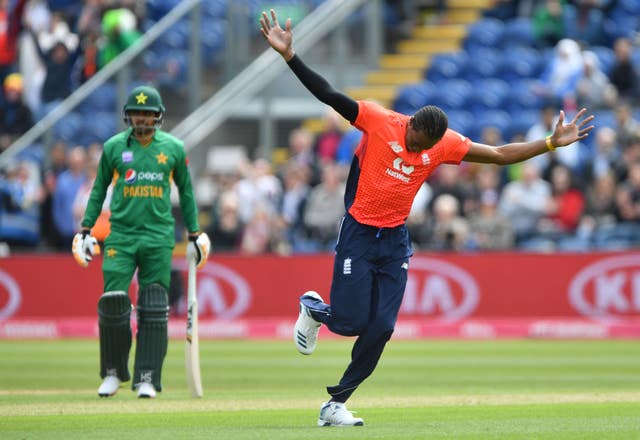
[81,146,112,230]
[172,140,199,235]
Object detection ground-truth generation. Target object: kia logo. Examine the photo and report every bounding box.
[174,260,251,319]
[569,254,640,320]
[0,269,21,321]
[401,257,479,322]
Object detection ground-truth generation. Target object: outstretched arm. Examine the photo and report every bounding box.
[260,9,359,124]
[462,108,595,165]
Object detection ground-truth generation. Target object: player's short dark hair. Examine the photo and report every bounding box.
[413,105,448,141]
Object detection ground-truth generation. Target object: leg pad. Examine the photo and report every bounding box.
[98,291,132,382]
[133,284,169,391]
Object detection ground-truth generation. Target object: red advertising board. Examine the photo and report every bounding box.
[1,252,639,338]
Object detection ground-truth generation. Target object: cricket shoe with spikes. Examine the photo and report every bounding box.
[318,401,364,426]
[137,382,157,399]
[98,374,121,397]
[293,291,323,355]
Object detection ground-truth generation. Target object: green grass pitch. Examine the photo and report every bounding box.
[1,338,639,439]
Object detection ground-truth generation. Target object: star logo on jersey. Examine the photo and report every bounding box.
[106,248,117,258]
[135,92,148,104]
[388,141,403,153]
[156,152,168,164]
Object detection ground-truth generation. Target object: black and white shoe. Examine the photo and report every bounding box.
[318,401,364,426]
[293,291,323,355]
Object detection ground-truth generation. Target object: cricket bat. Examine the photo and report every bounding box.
[185,257,203,397]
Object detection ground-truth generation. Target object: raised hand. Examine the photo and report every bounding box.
[551,108,595,148]
[260,9,294,60]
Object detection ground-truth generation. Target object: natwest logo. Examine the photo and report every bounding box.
[569,254,640,320]
[400,257,479,322]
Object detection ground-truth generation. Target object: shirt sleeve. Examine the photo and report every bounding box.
[353,101,388,133]
[440,129,472,164]
[81,146,112,229]
[172,143,199,234]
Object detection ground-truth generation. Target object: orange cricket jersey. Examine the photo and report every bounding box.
[346,101,471,228]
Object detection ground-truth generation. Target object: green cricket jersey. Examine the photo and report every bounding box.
[82,127,199,245]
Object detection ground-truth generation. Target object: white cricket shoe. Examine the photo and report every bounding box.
[137,382,157,399]
[294,291,323,355]
[97,375,121,397]
[318,401,364,427]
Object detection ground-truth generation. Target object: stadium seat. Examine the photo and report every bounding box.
[78,83,117,114]
[146,0,181,21]
[53,112,84,144]
[463,18,505,52]
[446,110,475,138]
[501,17,536,49]
[472,110,513,141]
[461,47,501,81]
[203,0,228,19]
[79,111,118,145]
[504,79,545,113]
[393,81,438,115]
[507,108,540,139]
[430,79,472,112]
[426,52,469,82]
[201,20,226,66]
[498,47,543,82]
[467,78,509,113]
[590,46,615,75]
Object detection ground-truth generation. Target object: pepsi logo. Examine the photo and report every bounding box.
[124,169,137,184]
[569,254,640,320]
[400,257,479,322]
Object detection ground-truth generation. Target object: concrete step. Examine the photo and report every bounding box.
[365,70,424,86]
[411,24,467,40]
[397,39,461,55]
[379,54,431,70]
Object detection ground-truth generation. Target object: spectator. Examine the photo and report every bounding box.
[578,169,619,242]
[287,126,319,185]
[29,16,80,119]
[532,0,567,48]
[0,0,27,100]
[302,163,346,251]
[278,161,311,252]
[99,8,141,68]
[563,0,605,46]
[499,161,552,243]
[613,100,640,150]
[0,73,33,151]
[576,50,616,109]
[0,160,43,247]
[615,160,640,224]
[234,158,282,224]
[468,189,514,250]
[586,126,623,181]
[538,163,585,236]
[40,140,67,248]
[535,38,583,109]
[314,107,344,164]
[206,190,244,252]
[608,37,639,102]
[52,145,86,249]
[426,193,470,251]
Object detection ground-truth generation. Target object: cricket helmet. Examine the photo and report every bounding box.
[123,85,165,128]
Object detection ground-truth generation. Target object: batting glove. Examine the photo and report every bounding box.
[187,232,211,270]
[72,229,101,267]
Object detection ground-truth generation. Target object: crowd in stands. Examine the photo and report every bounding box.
[1,0,640,255]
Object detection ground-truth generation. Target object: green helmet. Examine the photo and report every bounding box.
[123,85,165,114]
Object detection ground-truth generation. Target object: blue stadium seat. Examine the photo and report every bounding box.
[146,0,181,21]
[203,0,228,18]
[498,47,543,81]
[461,47,501,81]
[468,78,510,112]
[501,17,535,49]
[78,83,117,114]
[463,18,505,52]
[79,111,118,145]
[590,46,615,75]
[53,112,84,144]
[507,108,540,139]
[472,110,513,140]
[201,20,226,66]
[446,110,475,138]
[426,52,469,82]
[393,81,438,115]
[592,109,616,129]
[504,79,545,112]
[431,79,472,112]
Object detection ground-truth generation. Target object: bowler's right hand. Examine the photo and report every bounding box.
[72,229,100,267]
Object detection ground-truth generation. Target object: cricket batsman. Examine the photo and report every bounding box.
[72,85,210,398]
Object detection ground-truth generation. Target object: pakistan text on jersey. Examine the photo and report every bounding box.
[123,185,163,198]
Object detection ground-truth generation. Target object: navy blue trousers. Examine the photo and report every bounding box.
[306,214,412,402]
